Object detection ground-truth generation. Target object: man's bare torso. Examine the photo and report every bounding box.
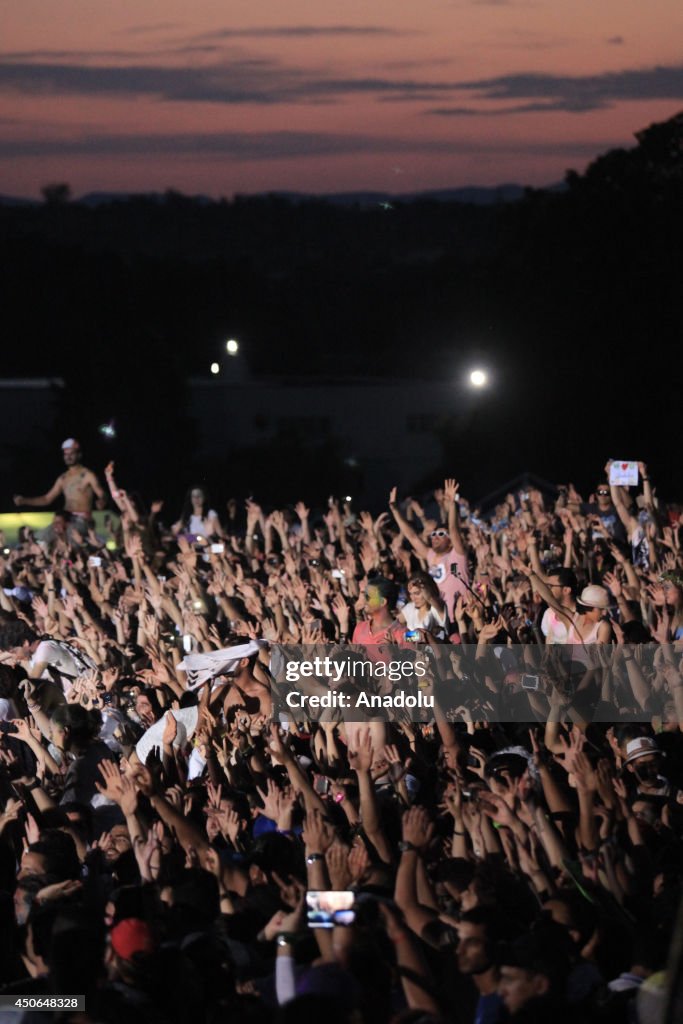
[61,466,96,515]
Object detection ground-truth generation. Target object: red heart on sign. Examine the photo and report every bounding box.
[622,463,628,470]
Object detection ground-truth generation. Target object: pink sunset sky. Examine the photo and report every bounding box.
[1,0,682,197]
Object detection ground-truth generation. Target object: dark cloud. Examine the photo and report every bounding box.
[0,129,614,161]
[0,60,456,105]
[1,56,681,115]
[122,23,185,36]
[430,64,683,114]
[0,60,297,104]
[0,49,169,61]
[190,25,407,41]
[430,100,597,115]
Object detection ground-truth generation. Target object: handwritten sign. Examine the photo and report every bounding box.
[609,461,639,487]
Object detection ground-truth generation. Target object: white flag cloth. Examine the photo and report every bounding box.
[135,706,199,765]
[176,641,262,691]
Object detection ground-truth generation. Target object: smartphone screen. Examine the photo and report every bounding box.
[306,891,356,928]
[521,674,540,691]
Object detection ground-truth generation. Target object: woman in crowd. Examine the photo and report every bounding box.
[172,486,224,542]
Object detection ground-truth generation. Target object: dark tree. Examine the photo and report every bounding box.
[41,182,71,205]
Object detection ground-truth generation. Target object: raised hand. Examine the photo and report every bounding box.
[25,812,40,845]
[401,806,434,850]
[478,791,516,829]
[326,843,353,891]
[256,779,281,822]
[331,594,350,631]
[646,583,666,607]
[348,841,370,882]
[443,478,460,503]
[383,744,409,783]
[348,730,373,773]
[162,712,178,747]
[96,759,124,803]
[302,808,334,854]
[603,571,621,598]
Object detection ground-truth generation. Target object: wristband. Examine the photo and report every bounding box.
[306,852,324,865]
[276,933,298,946]
[398,840,417,853]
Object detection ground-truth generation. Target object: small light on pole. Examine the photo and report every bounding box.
[210,362,220,375]
[226,338,239,356]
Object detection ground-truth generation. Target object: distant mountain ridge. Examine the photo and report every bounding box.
[0,182,566,209]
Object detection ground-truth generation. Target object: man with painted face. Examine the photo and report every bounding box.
[13,438,106,536]
[389,478,469,620]
[351,576,403,649]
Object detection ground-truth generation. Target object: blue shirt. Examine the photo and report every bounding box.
[475,991,506,1024]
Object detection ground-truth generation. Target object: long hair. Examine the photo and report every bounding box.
[407,571,443,609]
[179,486,209,529]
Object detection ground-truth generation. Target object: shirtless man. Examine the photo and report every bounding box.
[221,652,273,720]
[13,438,106,534]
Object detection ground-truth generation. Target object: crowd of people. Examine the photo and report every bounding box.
[0,438,682,1024]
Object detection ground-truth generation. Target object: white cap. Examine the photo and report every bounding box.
[61,438,80,450]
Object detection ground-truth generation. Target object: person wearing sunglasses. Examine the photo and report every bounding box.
[388,478,469,620]
[569,475,627,545]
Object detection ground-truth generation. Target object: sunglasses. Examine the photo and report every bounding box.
[430,529,448,538]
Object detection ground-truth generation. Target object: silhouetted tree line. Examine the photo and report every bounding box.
[1,111,681,508]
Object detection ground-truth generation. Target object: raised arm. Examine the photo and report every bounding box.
[444,478,466,557]
[349,731,393,864]
[388,487,430,560]
[14,476,63,509]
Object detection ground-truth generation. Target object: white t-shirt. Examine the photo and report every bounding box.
[189,511,219,536]
[402,602,448,637]
[541,607,570,645]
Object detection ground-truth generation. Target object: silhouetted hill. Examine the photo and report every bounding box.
[0,110,681,503]
[0,183,541,209]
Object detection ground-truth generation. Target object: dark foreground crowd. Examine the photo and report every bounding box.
[1,443,682,1024]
